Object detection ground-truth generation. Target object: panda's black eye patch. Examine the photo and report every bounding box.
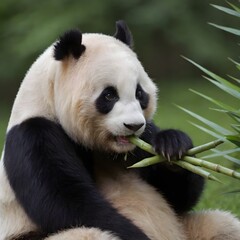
[136,84,149,109]
[95,86,119,114]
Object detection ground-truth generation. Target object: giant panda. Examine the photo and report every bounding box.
[0,21,240,240]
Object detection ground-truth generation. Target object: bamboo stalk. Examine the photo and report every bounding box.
[128,136,156,155]
[128,155,164,168]
[128,137,224,157]
[184,156,240,180]
[174,160,222,183]
[187,139,224,155]
[128,156,222,182]
[127,136,240,182]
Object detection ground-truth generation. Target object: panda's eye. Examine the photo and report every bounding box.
[136,84,149,109]
[105,92,118,102]
[95,86,119,114]
[136,88,143,100]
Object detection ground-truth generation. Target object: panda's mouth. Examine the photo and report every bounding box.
[115,135,131,145]
[108,134,136,153]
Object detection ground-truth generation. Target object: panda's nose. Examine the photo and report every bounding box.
[124,123,144,132]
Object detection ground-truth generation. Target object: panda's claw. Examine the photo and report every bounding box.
[178,151,183,160]
[161,151,166,159]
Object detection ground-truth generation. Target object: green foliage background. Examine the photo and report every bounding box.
[0,0,240,216]
[1,0,239,104]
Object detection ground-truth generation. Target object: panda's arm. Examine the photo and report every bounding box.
[135,121,205,214]
[4,117,150,240]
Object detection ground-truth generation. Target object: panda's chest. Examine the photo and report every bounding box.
[94,159,186,240]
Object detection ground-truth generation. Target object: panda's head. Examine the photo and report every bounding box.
[53,21,157,153]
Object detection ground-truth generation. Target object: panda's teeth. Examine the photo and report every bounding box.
[116,136,130,145]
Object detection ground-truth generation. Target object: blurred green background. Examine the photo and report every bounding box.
[0,0,239,216]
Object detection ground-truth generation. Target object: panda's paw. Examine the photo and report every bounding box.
[153,129,193,161]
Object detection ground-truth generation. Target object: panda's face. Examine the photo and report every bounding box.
[54,34,157,153]
[94,81,151,153]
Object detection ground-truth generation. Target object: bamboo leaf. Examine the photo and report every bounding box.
[209,23,240,36]
[227,75,240,84]
[182,56,232,86]
[209,108,228,113]
[228,58,240,74]
[203,148,240,159]
[190,89,236,111]
[228,112,240,123]
[231,124,240,133]
[204,77,240,99]
[190,122,225,139]
[226,1,240,13]
[223,190,240,194]
[226,135,240,146]
[178,106,233,135]
[203,76,240,96]
[211,4,240,17]
[223,154,240,165]
[212,149,240,165]
[228,57,240,67]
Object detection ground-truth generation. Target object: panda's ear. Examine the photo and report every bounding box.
[54,29,86,61]
[114,20,133,48]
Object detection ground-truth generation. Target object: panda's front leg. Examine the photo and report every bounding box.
[138,123,205,214]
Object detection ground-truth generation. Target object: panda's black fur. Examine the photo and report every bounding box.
[2,21,240,240]
[5,115,203,240]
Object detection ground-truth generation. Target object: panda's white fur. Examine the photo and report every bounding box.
[183,210,240,239]
[45,227,121,240]
[1,23,240,240]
